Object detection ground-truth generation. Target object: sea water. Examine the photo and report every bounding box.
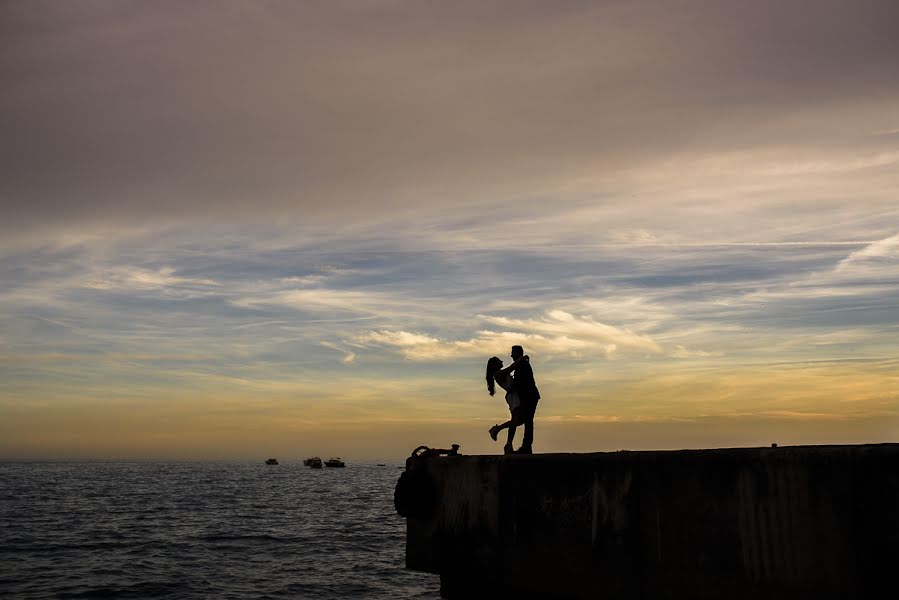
[0,461,439,599]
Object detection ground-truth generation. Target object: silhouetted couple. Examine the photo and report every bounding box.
[485,345,540,454]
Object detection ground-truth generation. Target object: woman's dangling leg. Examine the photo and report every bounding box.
[504,424,517,454]
[504,409,521,454]
[490,417,515,441]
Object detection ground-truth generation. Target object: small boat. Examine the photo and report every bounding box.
[309,457,323,469]
[265,458,278,465]
[303,456,321,466]
[325,457,345,468]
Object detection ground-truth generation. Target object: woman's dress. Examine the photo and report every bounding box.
[494,372,520,411]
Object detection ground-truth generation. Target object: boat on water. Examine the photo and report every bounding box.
[308,457,323,469]
[325,457,346,468]
[265,458,278,465]
[302,456,321,466]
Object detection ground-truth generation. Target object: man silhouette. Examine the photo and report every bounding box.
[509,345,540,454]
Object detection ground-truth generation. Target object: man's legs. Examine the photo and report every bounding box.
[520,417,534,450]
[517,401,537,452]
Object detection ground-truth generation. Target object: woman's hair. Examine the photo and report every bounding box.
[485,356,503,396]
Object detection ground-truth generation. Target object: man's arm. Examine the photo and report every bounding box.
[496,355,529,377]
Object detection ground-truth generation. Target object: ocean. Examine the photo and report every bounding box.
[0,461,440,599]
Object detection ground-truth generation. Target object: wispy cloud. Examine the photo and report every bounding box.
[836,232,899,269]
[480,311,662,354]
[320,341,357,365]
[350,311,666,361]
[761,151,899,176]
[82,266,220,291]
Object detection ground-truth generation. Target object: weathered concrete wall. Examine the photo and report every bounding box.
[400,444,898,599]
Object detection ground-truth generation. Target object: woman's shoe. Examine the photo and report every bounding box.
[489,425,500,441]
[503,444,514,455]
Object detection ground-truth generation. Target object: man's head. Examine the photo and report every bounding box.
[510,345,524,360]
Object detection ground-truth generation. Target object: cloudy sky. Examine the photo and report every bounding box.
[2,0,898,459]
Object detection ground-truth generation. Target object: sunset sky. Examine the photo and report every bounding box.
[2,0,898,459]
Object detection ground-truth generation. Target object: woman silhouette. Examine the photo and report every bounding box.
[485,354,528,454]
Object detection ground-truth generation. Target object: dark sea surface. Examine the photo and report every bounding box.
[0,461,439,599]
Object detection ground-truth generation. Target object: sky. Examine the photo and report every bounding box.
[1,0,898,459]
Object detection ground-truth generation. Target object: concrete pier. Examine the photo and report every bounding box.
[396,444,898,599]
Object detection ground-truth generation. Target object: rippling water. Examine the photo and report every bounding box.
[0,461,439,599]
